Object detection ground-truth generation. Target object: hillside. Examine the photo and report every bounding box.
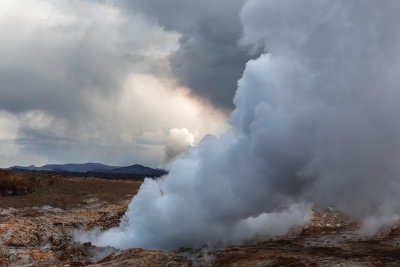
[6,163,167,179]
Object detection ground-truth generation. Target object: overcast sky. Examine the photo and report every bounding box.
[0,0,257,168]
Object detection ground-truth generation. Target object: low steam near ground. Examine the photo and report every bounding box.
[77,0,400,249]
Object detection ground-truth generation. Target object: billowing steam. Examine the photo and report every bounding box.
[78,0,400,249]
[161,128,195,168]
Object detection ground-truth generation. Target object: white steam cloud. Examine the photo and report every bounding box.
[161,128,195,167]
[79,0,400,249]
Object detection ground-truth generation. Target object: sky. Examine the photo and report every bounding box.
[0,0,255,168]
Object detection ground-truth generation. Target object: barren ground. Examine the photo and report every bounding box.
[1,169,400,266]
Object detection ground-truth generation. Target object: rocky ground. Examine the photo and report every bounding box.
[1,169,400,266]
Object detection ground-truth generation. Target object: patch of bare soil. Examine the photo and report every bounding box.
[0,169,141,209]
[0,169,143,266]
[0,169,54,197]
[2,169,400,266]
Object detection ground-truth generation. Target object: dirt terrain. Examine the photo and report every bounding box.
[1,169,400,266]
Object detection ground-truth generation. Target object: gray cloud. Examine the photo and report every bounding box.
[118,0,256,110]
[0,1,173,120]
[0,0,229,168]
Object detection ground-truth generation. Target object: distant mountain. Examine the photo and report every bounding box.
[109,164,166,175]
[9,165,37,171]
[6,163,167,178]
[41,163,117,172]
[8,163,116,172]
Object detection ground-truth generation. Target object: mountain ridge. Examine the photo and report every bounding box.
[5,163,167,178]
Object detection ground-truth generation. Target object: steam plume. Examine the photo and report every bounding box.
[79,0,400,249]
[161,128,195,167]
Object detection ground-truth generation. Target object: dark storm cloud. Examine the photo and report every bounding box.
[118,0,257,110]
